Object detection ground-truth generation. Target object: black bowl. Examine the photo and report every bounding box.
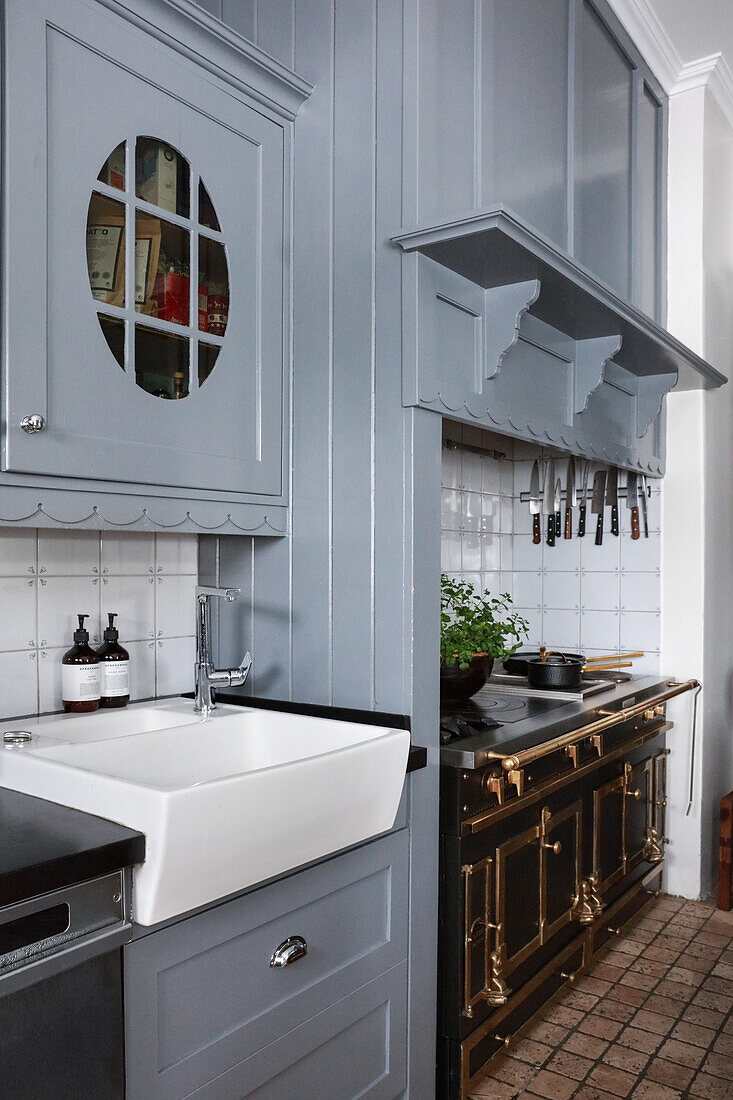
[440,656,494,708]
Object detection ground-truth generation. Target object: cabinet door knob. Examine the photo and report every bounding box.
[20,414,45,433]
[627,788,642,801]
[542,840,562,854]
[270,935,308,968]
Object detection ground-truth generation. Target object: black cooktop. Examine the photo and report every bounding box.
[440,686,566,744]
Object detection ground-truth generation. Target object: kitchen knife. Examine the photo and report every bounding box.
[554,479,562,542]
[529,460,542,545]
[606,466,619,536]
[564,457,575,540]
[626,471,640,540]
[578,461,589,537]
[543,458,556,547]
[591,469,607,546]
[639,474,649,538]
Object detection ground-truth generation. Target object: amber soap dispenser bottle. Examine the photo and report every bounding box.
[62,614,100,713]
[97,612,130,709]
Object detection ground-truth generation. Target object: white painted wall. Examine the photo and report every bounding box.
[663,84,733,898]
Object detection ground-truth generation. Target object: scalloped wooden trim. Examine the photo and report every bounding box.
[484,279,541,379]
[0,502,287,535]
[574,335,623,414]
[414,393,663,475]
[637,373,678,437]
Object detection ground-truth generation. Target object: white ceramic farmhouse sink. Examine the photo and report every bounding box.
[0,699,410,925]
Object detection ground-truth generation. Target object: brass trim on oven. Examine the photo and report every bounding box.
[653,751,668,842]
[541,801,583,943]
[625,758,653,873]
[495,823,542,975]
[490,680,698,772]
[459,933,588,1099]
[461,855,493,1018]
[593,774,627,893]
[466,720,673,835]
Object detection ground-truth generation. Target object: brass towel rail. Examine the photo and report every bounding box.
[482,680,700,773]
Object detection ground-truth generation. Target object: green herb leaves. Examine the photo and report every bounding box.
[440,573,529,670]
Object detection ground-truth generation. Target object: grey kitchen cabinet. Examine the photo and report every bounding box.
[1,0,310,535]
[124,829,409,1099]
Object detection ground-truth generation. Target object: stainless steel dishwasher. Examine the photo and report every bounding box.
[0,870,131,1099]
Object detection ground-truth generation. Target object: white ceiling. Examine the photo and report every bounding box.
[648,0,733,66]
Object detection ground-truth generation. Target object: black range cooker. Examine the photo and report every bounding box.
[436,674,699,1099]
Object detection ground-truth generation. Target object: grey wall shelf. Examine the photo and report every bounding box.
[393,205,726,391]
[393,206,727,477]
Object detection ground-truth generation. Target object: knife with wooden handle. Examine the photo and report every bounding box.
[592,469,606,546]
[529,459,541,545]
[626,471,640,540]
[544,458,556,547]
[639,474,649,538]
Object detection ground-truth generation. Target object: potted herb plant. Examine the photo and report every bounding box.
[440,573,529,707]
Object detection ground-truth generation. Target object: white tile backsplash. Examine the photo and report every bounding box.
[38,529,100,576]
[441,425,662,660]
[0,529,198,718]
[100,531,155,576]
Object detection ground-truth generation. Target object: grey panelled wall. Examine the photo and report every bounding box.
[195,2,441,1098]
[414,0,665,321]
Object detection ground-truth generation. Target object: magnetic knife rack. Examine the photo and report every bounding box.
[518,485,651,504]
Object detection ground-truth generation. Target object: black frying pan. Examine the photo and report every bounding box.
[503,649,584,676]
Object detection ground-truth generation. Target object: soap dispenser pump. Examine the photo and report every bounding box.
[97,613,130,709]
[61,614,100,713]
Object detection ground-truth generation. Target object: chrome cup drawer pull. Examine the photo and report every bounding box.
[270,935,307,968]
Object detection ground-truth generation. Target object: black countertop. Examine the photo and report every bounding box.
[0,788,145,908]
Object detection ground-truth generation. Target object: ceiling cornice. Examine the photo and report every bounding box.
[606,0,682,92]
[608,0,733,131]
[673,53,733,131]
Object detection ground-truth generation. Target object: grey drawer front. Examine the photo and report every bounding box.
[189,962,407,1100]
[125,831,408,1099]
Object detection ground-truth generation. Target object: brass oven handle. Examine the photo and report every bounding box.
[606,926,622,936]
[494,1034,512,1049]
[560,970,579,984]
[542,840,562,854]
[490,680,699,773]
[627,788,642,801]
[270,935,308,968]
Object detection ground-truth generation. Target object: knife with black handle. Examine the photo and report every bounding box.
[592,469,606,546]
[578,461,589,537]
[606,467,619,537]
[529,460,542,545]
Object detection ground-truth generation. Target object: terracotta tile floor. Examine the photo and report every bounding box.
[469,896,733,1100]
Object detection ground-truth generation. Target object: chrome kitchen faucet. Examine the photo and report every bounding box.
[194,586,252,715]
